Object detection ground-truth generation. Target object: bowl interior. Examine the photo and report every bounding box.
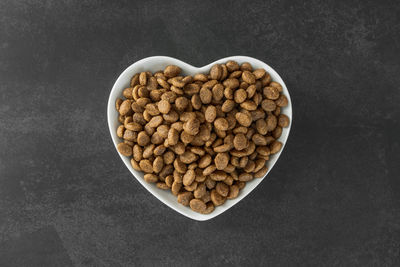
[107,56,292,221]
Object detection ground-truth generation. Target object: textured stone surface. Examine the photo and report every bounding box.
[0,0,399,266]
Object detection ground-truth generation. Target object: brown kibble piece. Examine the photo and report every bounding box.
[270,141,282,154]
[234,89,247,103]
[144,174,158,183]
[233,133,247,151]
[173,170,182,182]
[223,78,240,89]
[261,99,276,112]
[252,134,267,146]
[272,126,282,139]
[165,175,173,187]
[241,100,258,111]
[168,128,179,146]
[148,116,163,128]
[133,145,143,161]
[177,191,193,206]
[159,165,173,178]
[119,100,132,115]
[274,106,281,116]
[205,106,217,122]
[124,140,134,147]
[137,131,150,146]
[210,64,222,80]
[227,185,239,199]
[190,199,206,213]
[142,144,154,159]
[184,181,198,191]
[215,152,229,170]
[117,143,132,156]
[123,129,137,142]
[130,74,140,87]
[221,65,228,80]
[123,87,133,99]
[183,169,196,186]
[229,70,242,79]
[194,182,206,198]
[180,151,197,164]
[275,94,288,107]
[180,131,195,144]
[270,81,283,92]
[173,142,186,155]
[198,154,212,168]
[139,159,153,173]
[224,87,234,99]
[210,170,227,181]
[156,182,169,190]
[244,160,255,173]
[175,96,189,111]
[158,99,171,114]
[278,114,290,128]
[263,86,280,100]
[205,177,216,190]
[125,122,142,132]
[239,157,248,168]
[221,100,235,113]
[214,118,229,131]
[195,169,206,182]
[242,71,256,84]
[254,165,268,178]
[163,151,175,165]
[171,181,182,196]
[183,118,200,135]
[139,72,147,85]
[117,125,125,138]
[235,112,252,127]
[116,98,123,111]
[224,164,235,174]
[174,158,187,174]
[210,189,226,206]
[157,125,169,139]
[257,146,270,157]
[151,132,163,145]
[164,65,181,78]
[199,87,212,104]
[212,83,224,101]
[216,182,229,197]
[246,85,257,99]
[191,94,202,110]
[193,73,208,82]
[266,115,277,132]
[256,119,268,135]
[130,159,141,171]
[253,69,266,79]
[226,60,239,72]
[239,173,253,182]
[153,156,164,173]
[240,62,252,71]
[201,202,215,214]
[254,159,266,173]
[203,164,217,176]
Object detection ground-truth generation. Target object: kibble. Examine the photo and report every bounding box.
[115,61,290,213]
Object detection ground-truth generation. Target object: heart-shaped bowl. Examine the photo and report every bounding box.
[107,56,292,221]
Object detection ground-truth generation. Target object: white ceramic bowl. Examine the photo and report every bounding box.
[107,56,292,221]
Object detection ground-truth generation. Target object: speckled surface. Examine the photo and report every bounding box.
[0,0,399,266]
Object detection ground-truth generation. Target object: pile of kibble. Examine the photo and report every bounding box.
[115,61,290,214]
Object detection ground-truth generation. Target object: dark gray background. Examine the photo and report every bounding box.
[1,0,399,266]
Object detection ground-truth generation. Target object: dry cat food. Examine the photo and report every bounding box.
[115,61,289,214]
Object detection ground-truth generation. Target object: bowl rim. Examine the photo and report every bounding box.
[107,55,292,221]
